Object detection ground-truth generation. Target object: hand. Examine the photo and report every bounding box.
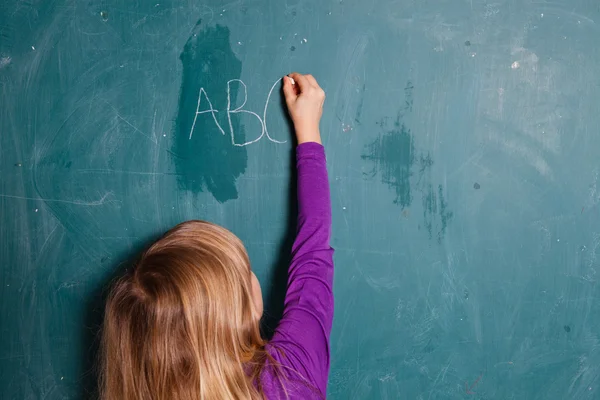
[282,72,325,144]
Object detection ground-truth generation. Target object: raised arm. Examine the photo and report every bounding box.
[270,74,334,397]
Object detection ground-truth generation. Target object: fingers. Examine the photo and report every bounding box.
[282,76,297,104]
[290,73,321,91]
[304,74,318,87]
[284,72,326,106]
[288,72,311,93]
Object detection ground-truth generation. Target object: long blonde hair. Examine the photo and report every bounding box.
[100,220,273,399]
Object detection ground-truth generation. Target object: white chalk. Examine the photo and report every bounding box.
[289,77,295,85]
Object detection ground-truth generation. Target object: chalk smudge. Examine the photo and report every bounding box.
[354,84,365,124]
[362,80,453,241]
[422,181,453,242]
[362,81,415,208]
[173,21,247,202]
[0,56,11,69]
[362,115,415,208]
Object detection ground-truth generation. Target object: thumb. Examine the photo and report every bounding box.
[282,76,297,105]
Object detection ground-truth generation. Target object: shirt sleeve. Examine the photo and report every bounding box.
[270,142,334,397]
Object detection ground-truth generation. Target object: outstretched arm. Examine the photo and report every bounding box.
[270,73,334,397]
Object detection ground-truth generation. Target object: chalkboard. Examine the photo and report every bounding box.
[2,0,600,398]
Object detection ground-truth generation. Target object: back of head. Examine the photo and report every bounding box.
[100,220,267,400]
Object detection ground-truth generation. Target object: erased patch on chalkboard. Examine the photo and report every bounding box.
[362,115,414,208]
[422,180,453,243]
[173,20,247,203]
[362,81,415,208]
[362,80,452,242]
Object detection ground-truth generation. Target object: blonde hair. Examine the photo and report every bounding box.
[100,220,274,399]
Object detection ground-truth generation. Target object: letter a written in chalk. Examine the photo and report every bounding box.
[189,88,225,139]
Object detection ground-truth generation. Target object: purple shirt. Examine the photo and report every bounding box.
[261,142,334,399]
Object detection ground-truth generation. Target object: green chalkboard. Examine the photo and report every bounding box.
[2,0,600,398]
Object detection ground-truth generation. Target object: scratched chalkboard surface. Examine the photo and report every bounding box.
[2,0,600,398]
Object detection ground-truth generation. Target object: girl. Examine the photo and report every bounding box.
[100,73,333,399]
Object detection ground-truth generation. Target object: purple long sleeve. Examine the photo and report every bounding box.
[263,142,334,399]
